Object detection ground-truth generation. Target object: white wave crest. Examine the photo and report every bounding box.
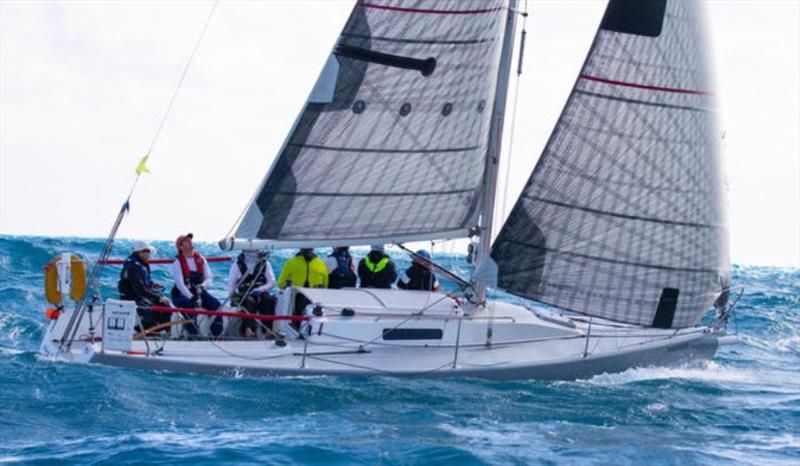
[438,421,545,447]
[582,361,758,386]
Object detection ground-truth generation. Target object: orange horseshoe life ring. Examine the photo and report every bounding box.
[43,253,87,306]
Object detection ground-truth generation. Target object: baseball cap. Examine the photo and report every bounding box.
[175,233,194,249]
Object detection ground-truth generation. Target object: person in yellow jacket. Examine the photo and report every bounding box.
[278,248,329,289]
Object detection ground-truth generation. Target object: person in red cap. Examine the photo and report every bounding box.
[170,233,222,335]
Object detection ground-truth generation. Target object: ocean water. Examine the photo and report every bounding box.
[0,235,798,465]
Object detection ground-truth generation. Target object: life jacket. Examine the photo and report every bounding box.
[234,252,269,299]
[360,252,395,289]
[328,250,356,289]
[118,254,151,301]
[177,252,205,287]
[364,255,389,273]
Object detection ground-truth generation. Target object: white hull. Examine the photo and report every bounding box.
[40,288,730,380]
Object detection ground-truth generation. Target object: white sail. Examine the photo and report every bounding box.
[229,0,512,248]
[489,0,730,328]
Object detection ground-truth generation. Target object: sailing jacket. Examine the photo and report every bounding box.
[358,251,397,289]
[226,252,275,304]
[397,263,440,292]
[118,254,162,305]
[277,253,329,289]
[326,250,357,289]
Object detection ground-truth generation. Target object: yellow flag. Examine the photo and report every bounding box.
[135,154,151,175]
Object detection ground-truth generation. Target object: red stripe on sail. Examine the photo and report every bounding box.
[359,3,502,15]
[580,74,711,96]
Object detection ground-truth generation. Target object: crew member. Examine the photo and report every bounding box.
[170,233,222,335]
[277,248,329,289]
[358,245,397,289]
[397,249,440,292]
[325,246,356,289]
[118,240,171,330]
[227,249,276,335]
[278,248,328,327]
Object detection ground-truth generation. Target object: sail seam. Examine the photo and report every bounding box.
[359,3,503,15]
[521,195,722,229]
[580,74,711,95]
[575,90,711,112]
[272,189,474,197]
[340,33,496,45]
[506,291,705,329]
[286,143,481,154]
[543,163,712,194]
[503,239,721,274]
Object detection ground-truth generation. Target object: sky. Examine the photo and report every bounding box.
[0,0,798,267]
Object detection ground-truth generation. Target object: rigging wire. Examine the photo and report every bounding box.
[146,1,219,162]
[498,0,528,227]
[60,1,219,353]
[128,0,220,201]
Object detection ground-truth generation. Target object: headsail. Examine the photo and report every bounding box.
[230,0,511,248]
[489,0,730,328]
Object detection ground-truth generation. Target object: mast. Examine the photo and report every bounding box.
[474,0,518,304]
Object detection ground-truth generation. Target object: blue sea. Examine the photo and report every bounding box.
[0,235,798,465]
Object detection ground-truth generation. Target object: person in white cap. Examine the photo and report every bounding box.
[118,240,171,330]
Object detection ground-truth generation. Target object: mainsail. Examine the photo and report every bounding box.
[230,0,512,248]
[489,0,730,328]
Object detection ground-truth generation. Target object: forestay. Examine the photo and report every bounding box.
[231,0,510,248]
[489,0,730,328]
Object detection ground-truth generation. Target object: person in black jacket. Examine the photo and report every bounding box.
[326,246,357,289]
[118,240,171,330]
[358,244,397,289]
[397,249,440,292]
[227,250,276,335]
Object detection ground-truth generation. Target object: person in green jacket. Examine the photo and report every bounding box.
[278,248,329,289]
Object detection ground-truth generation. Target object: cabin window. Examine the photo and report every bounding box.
[382,328,443,340]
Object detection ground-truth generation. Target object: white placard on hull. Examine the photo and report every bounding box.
[102,299,137,352]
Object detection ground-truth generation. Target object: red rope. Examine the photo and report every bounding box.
[148,305,309,321]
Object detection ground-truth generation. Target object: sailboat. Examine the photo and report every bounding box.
[40,0,738,380]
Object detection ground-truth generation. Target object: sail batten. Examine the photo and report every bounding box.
[232,0,511,246]
[489,0,729,329]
